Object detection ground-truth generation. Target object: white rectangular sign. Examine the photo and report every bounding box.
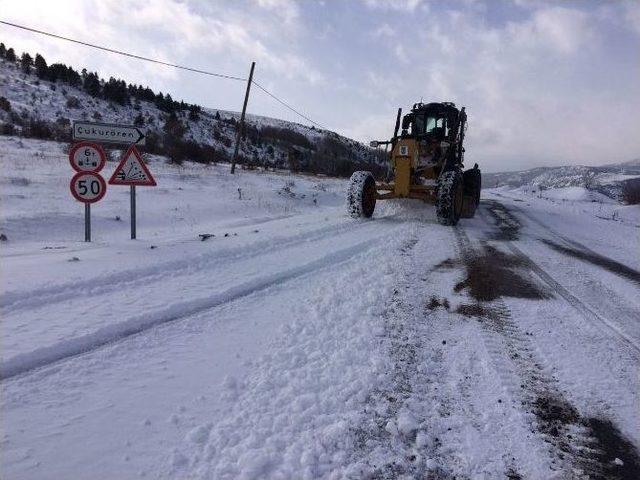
[72,121,146,146]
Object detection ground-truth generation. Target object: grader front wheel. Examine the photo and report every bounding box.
[347,171,377,218]
[436,170,464,226]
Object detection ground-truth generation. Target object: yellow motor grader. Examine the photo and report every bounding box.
[347,102,480,225]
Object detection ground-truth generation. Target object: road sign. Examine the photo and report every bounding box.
[70,172,107,203]
[108,146,156,186]
[69,141,106,173]
[72,121,146,146]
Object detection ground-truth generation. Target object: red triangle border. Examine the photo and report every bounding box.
[108,145,157,186]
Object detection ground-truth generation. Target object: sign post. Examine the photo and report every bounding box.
[69,142,107,241]
[109,145,156,240]
[85,204,90,242]
[130,185,136,239]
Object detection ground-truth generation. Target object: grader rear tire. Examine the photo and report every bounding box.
[436,170,464,226]
[347,171,376,218]
[461,167,482,218]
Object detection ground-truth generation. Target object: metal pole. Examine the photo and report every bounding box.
[130,185,136,239]
[230,61,255,174]
[85,203,91,242]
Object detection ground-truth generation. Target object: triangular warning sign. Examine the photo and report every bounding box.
[109,146,157,186]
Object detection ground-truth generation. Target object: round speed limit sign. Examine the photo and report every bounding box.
[69,141,106,173]
[70,172,107,203]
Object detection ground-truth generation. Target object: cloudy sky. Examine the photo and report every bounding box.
[1,0,639,172]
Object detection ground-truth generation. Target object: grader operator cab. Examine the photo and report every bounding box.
[347,102,481,225]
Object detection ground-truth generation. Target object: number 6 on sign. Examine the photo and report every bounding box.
[70,172,107,203]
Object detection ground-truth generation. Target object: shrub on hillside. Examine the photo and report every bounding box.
[622,180,640,205]
[66,96,81,109]
[0,96,11,112]
[0,122,15,135]
[166,139,228,165]
[261,126,314,150]
[25,118,52,139]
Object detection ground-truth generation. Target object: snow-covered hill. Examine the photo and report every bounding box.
[0,51,385,177]
[483,160,640,204]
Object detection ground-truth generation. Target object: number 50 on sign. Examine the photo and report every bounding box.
[70,172,107,203]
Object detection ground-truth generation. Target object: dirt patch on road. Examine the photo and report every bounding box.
[533,394,580,438]
[532,394,640,479]
[455,303,502,320]
[453,245,551,302]
[427,296,450,311]
[435,243,550,302]
[505,467,523,479]
[541,239,640,285]
[484,200,522,241]
[585,417,640,480]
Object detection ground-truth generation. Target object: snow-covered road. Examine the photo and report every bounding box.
[2,139,639,479]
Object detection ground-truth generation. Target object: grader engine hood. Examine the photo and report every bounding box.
[391,139,417,197]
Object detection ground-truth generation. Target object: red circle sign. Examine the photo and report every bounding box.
[69,142,106,173]
[70,172,107,203]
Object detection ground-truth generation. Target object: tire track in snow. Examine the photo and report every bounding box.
[0,214,298,260]
[348,231,480,478]
[480,201,640,357]
[506,198,640,282]
[0,234,386,381]
[347,234,440,478]
[505,241,640,356]
[453,218,640,479]
[1,217,375,314]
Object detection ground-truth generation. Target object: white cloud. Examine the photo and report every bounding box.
[362,0,425,12]
[393,44,409,63]
[254,0,300,24]
[623,0,640,36]
[507,6,592,54]
[0,0,323,86]
[343,3,639,171]
[372,23,396,38]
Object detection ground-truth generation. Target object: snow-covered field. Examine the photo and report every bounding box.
[2,137,639,479]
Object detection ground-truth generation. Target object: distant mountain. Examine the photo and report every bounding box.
[483,160,640,203]
[0,46,386,178]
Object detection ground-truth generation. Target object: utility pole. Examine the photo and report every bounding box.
[231,61,255,174]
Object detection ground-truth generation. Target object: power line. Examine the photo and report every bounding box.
[0,20,246,81]
[1,19,331,131]
[252,80,327,130]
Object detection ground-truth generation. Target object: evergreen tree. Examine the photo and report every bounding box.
[103,77,129,105]
[163,111,185,138]
[48,63,70,82]
[164,93,175,113]
[34,54,48,78]
[83,71,101,97]
[20,52,33,73]
[188,104,200,121]
[6,48,16,62]
[66,66,81,86]
[142,87,155,102]
[0,43,6,58]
